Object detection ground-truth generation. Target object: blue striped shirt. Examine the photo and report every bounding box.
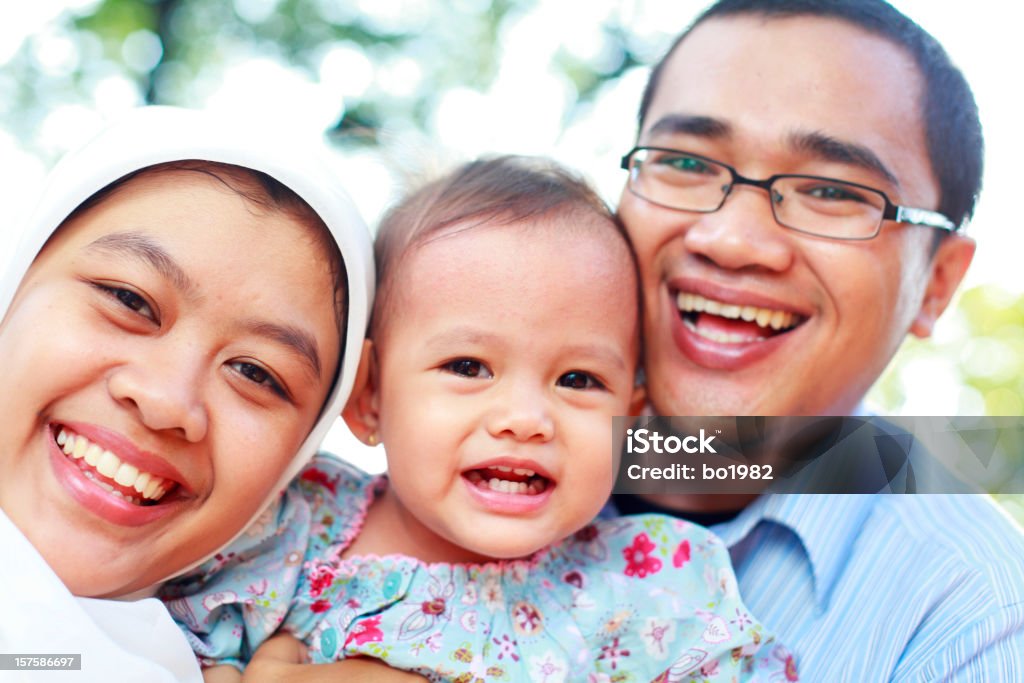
[708,494,1024,681]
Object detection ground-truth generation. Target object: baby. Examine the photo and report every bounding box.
[164,156,797,682]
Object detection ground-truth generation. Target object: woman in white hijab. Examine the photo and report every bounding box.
[0,106,373,681]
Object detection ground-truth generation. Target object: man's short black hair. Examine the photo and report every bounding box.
[638,0,983,231]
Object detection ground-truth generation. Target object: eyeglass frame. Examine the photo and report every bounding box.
[620,146,959,241]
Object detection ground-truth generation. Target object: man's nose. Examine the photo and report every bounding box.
[484,381,555,444]
[106,345,209,443]
[682,185,796,272]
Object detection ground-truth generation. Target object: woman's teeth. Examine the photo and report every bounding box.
[677,292,798,331]
[57,428,170,503]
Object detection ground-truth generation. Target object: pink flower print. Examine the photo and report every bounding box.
[562,570,585,588]
[574,524,599,542]
[310,599,332,614]
[421,597,446,616]
[246,579,268,597]
[306,563,337,598]
[597,637,631,670]
[731,607,753,631]
[641,618,676,659]
[492,634,520,662]
[300,467,337,494]
[672,539,691,568]
[623,533,662,578]
[700,660,720,676]
[425,633,443,653]
[528,651,567,683]
[344,615,384,648]
[512,601,544,636]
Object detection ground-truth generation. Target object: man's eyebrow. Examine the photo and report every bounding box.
[788,130,900,188]
[646,114,732,140]
[85,232,197,295]
[245,320,322,380]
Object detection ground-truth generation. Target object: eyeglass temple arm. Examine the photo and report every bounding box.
[887,204,958,232]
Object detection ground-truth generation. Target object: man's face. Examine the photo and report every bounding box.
[619,15,973,417]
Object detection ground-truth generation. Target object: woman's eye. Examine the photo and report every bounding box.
[95,283,157,322]
[230,360,287,398]
[443,359,493,379]
[557,371,604,391]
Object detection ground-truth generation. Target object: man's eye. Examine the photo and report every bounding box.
[95,283,157,322]
[805,184,867,203]
[663,155,713,175]
[443,359,493,379]
[556,371,604,390]
[229,360,287,398]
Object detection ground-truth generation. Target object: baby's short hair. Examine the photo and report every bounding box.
[372,155,637,337]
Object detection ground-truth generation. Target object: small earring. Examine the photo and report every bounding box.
[367,433,379,446]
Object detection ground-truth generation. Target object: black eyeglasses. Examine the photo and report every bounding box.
[621,146,958,240]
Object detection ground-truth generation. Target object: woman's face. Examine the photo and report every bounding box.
[0,170,340,597]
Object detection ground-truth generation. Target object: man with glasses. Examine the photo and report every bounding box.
[614,0,1024,679]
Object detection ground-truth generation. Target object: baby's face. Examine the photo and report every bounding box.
[0,171,340,597]
[374,218,640,560]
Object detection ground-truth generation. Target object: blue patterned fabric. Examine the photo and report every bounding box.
[161,456,797,682]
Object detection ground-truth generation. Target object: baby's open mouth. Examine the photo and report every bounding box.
[677,291,806,343]
[464,466,551,495]
[53,425,178,506]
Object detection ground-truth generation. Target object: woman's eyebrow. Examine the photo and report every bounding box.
[243,320,322,380]
[85,232,197,296]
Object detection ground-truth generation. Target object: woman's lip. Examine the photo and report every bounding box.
[55,420,189,492]
[668,277,810,316]
[47,431,183,527]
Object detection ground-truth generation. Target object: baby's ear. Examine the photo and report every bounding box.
[342,339,381,445]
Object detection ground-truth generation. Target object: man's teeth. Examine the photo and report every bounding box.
[57,428,169,502]
[676,292,797,331]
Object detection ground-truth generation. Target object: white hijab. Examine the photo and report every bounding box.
[0,106,374,681]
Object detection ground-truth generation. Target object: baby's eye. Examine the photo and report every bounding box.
[556,371,605,390]
[94,283,157,322]
[442,359,493,379]
[229,360,287,398]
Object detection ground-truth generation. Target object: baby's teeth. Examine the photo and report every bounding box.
[114,463,139,488]
[512,468,534,477]
[96,450,120,477]
[494,466,512,473]
[488,478,502,492]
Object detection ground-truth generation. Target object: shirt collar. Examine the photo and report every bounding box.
[713,493,877,607]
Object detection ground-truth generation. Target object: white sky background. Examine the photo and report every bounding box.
[0,1,1019,471]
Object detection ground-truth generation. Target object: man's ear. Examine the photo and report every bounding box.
[342,339,381,445]
[910,234,975,338]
